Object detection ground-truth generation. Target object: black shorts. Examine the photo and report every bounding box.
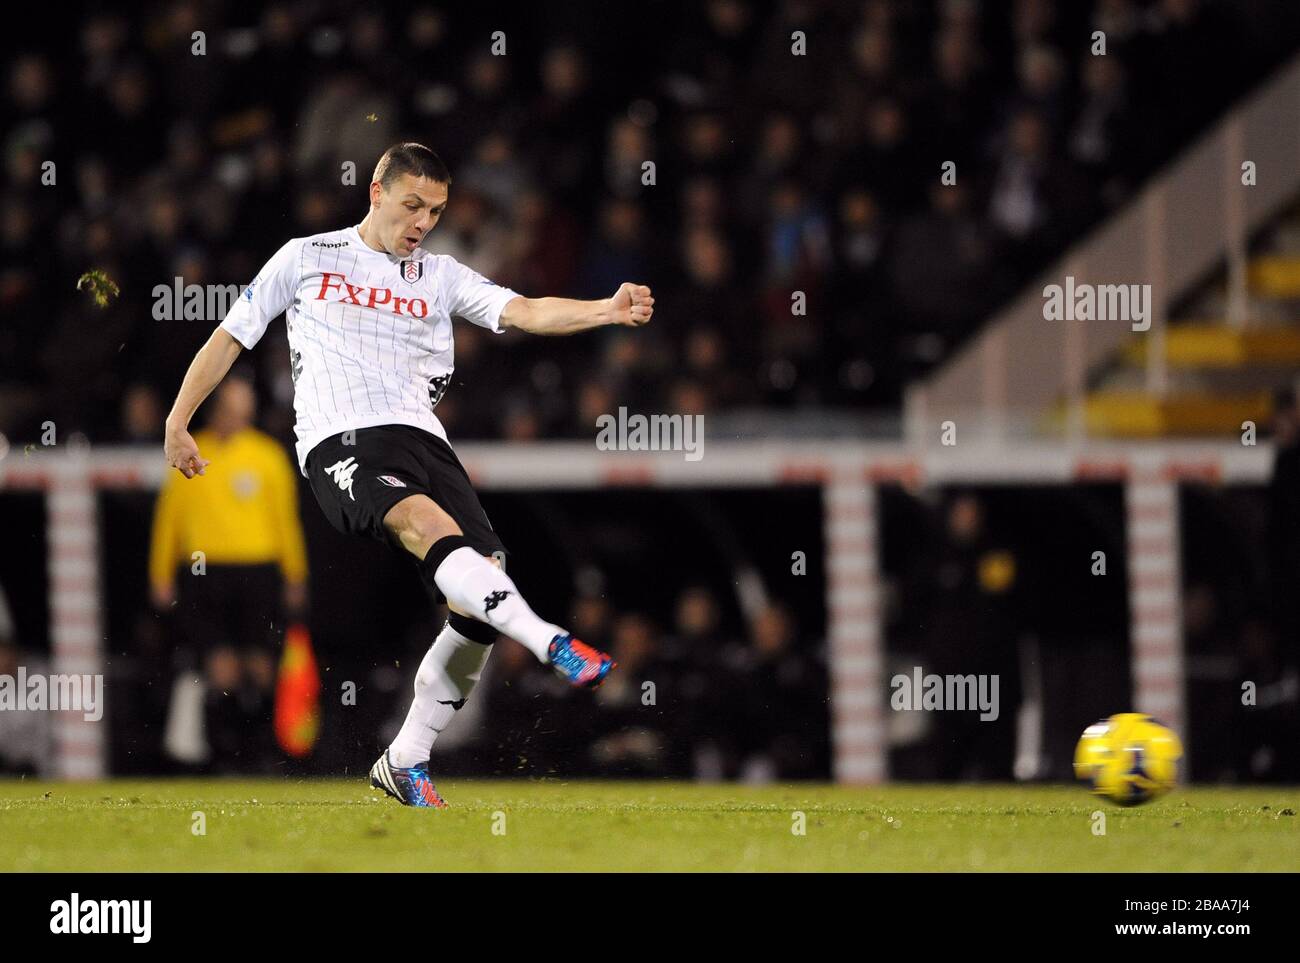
[304,425,506,562]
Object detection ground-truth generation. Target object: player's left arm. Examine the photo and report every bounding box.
[499,282,654,335]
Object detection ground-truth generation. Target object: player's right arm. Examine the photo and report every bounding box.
[164,237,303,478]
[164,328,243,477]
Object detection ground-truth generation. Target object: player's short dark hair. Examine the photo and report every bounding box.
[372,143,451,191]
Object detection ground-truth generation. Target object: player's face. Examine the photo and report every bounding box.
[377,174,448,255]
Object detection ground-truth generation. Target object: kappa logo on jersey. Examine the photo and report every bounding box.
[314,271,428,318]
[376,475,407,488]
[325,456,358,501]
[400,259,424,284]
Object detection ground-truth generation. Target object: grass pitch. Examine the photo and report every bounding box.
[1,779,1296,872]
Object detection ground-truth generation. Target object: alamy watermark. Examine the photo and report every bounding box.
[50,893,150,943]
[1043,276,1152,331]
[0,668,103,721]
[595,407,704,462]
[890,667,999,721]
[152,277,247,321]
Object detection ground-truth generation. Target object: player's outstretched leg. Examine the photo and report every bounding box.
[421,534,615,688]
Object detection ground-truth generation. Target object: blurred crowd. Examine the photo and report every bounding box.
[3,0,1294,448]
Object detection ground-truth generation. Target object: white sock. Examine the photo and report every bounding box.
[388,621,493,768]
[433,546,563,662]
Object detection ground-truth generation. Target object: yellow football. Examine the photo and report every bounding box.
[1074,712,1183,806]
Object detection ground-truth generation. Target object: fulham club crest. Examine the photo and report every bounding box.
[400,259,423,284]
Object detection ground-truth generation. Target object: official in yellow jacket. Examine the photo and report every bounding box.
[149,375,308,772]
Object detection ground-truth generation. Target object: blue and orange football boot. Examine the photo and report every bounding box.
[547,633,615,688]
[369,750,449,808]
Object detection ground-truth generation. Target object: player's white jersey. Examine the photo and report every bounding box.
[220,225,520,474]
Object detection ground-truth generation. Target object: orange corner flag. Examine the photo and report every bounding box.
[274,623,322,757]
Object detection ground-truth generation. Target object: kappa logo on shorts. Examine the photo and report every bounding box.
[376,475,407,488]
[400,259,423,283]
[325,457,358,501]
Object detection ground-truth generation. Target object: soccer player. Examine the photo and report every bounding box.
[162,143,654,807]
